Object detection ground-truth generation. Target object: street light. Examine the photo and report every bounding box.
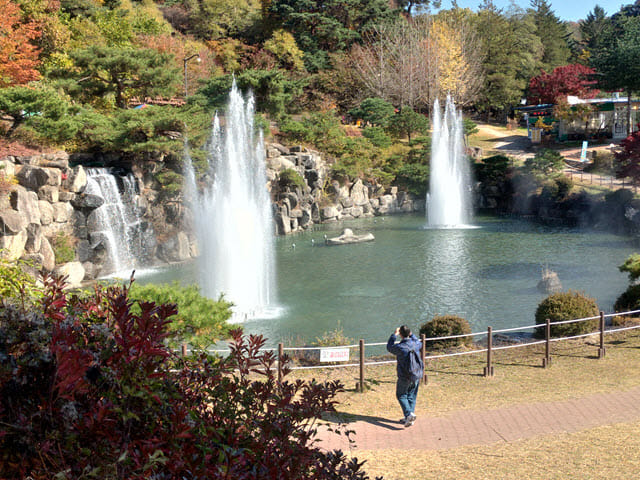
[183,53,201,98]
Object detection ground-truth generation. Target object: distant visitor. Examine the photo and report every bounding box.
[387,325,424,427]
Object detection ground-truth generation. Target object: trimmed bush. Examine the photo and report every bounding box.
[534,290,599,338]
[614,284,640,313]
[420,315,472,349]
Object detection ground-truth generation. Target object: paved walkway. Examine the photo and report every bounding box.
[316,386,640,452]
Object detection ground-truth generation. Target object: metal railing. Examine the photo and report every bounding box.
[179,309,640,392]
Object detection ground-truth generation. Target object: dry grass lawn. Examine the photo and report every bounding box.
[288,331,640,478]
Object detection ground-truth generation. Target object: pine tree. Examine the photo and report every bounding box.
[528,0,570,71]
[474,3,542,118]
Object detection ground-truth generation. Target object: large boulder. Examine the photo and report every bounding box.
[0,159,16,177]
[24,224,43,253]
[157,232,191,262]
[53,261,86,288]
[52,202,73,223]
[320,206,339,221]
[38,185,59,203]
[0,210,27,234]
[16,165,61,190]
[0,230,28,261]
[38,200,54,225]
[39,236,56,271]
[10,187,41,225]
[350,179,369,206]
[62,165,87,193]
[71,193,104,209]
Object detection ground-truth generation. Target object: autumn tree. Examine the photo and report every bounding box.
[0,0,42,87]
[527,64,599,104]
[615,128,640,184]
[269,0,397,71]
[350,12,481,111]
[429,10,482,106]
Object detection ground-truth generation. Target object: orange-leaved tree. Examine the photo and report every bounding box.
[0,0,42,87]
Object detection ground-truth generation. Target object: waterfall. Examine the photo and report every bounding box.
[426,96,472,227]
[85,168,145,275]
[184,83,277,321]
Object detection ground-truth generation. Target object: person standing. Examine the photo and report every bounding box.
[386,325,424,427]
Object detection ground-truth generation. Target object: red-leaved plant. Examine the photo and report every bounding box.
[0,273,379,479]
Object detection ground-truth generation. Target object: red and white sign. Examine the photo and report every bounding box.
[320,348,350,362]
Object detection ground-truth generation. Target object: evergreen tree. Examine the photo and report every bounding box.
[528,0,570,71]
[580,5,609,53]
[64,45,180,108]
[590,11,640,135]
[474,2,542,118]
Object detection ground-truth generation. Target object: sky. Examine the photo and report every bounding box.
[434,1,631,22]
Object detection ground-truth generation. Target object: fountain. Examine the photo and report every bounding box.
[85,168,147,275]
[426,95,472,227]
[184,83,277,320]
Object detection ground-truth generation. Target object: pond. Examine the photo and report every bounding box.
[135,214,638,347]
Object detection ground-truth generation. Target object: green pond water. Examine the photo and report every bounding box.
[135,214,638,346]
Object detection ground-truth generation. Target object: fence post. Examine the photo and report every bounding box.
[181,343,188,357]
[358,339,365,393]
[278,343,284,384]
[599,311,606,359]
[421,333,427,384]
[543,318,552,368]
[484,326,494,377]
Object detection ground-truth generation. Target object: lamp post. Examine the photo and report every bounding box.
[183,53,201,98]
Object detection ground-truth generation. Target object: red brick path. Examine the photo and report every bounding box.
[316,386,640,452]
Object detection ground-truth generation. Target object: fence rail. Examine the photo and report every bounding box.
[179,309,640,392]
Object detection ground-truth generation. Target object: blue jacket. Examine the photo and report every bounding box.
[387,333,423,381]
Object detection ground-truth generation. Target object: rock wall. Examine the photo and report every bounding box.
[0,144,425,286]
[265,143,424,235]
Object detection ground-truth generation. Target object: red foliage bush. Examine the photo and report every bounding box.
[0,274,378,479]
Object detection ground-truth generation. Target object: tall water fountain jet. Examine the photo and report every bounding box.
[185,83,276,320]
[426,96,472,227]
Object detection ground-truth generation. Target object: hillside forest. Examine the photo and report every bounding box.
[1,0,640,189]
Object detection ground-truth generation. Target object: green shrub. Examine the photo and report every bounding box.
[534,290,599,338]
[154,169,184,197]
[312,322,352,347]
[128,282,233,348]
[52,231,76,264]
[394,163,429,197]
[0,255,42,306]
[554,176,573,200]
[277,168,306,191]
[419,315,472,349]
[524,148,565,176]
[614,284,640,312]
[361,126,392,148]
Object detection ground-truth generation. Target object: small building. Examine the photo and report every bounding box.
[515,95,640,143]
[558,94,639,141]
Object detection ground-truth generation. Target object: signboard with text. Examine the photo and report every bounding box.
[320,348,350,363]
